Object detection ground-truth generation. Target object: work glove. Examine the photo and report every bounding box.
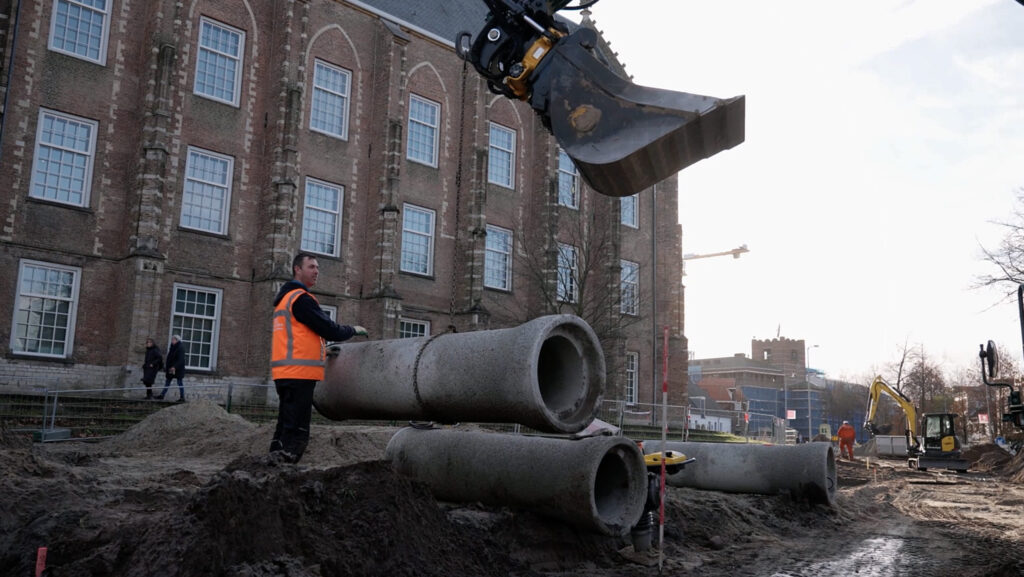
[353,325,369,337]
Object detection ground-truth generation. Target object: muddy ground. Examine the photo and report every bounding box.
[3,400,1024,577]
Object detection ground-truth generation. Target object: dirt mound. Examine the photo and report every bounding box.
[40,458,524,577]
[963,443,1014,473]
[104,399,259,457]
[0,424,55,479]
[1008,451,1024,483]
[104,400,397,466]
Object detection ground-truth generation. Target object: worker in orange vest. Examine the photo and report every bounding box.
[836,420,857,461]
[270,252,367,463]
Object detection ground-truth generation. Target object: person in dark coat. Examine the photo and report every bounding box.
[155,335,186,401]
[141,338,163,399]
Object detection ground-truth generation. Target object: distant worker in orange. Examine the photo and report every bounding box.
[837,420,857,461]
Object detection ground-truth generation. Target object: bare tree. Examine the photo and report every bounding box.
[482,197,647,385]
[821,380,866,425]
[977,187,1024,300]
[870,340,942,434]
[902,348,948,415]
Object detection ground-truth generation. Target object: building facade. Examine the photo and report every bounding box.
[0,0,686,405]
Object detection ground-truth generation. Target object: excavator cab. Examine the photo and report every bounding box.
[914,413,969,472]
[457,0,745,198]
[922,413,961,454]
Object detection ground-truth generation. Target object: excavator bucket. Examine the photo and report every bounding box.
[528,28,745,197]
[457,3,744,198]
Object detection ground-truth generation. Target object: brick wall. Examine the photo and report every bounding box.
[0,0,685,403]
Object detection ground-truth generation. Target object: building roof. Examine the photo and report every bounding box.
[352,0,587,49]
[691,354,783,375]
[352,0,489,45]
[696,377,741,404]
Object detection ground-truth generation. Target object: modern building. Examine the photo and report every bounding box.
[0,1,686,406]
[690,337,830,440]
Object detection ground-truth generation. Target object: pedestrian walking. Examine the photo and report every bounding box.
[155,335,186,401]
[141,338,163,399]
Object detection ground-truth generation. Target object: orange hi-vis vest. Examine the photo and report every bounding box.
[271,288,326,381]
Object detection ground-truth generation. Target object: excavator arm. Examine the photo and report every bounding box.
[457,0,745,198]
[863,376,922,455]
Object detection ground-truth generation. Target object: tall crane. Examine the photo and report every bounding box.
[682,244,749,276]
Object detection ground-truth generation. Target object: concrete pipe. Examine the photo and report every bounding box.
[385,427,648,536]
[642,441,837,506]
[314,315,605,434]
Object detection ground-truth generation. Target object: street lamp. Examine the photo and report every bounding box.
[806,344,818,440]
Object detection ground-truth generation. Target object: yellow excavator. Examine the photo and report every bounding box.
[457,0,745,198]
[863,375,969,472]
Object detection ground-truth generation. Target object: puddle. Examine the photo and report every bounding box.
[771,536,905,577]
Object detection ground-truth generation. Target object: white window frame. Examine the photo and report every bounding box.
[399,318,430,339]
[170,283,222,371]
[557,149,579,209]
[48,0,110,65]
[557,243,578,304]
[29,109,97,207]
[620,260,639,316]
[484,224,513,291]
[301,177,344,257]
[621,194,638,228]
[320,304,338,322]
[181,146,233,235]
[194,17,244,106]
[400,204,435,276]
[407,94,439,167]
[487,122,515,188]
[625,351,639,405]
[10,260,81,359]
[310,59,351,139]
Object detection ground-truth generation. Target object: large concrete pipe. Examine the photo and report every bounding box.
[642,441,837,506]
[314,315,605,434]
[385,427,648,536]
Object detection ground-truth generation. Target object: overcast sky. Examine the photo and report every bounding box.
[572,0,1024,381]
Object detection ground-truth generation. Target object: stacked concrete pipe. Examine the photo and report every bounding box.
[385,427,648,536]
[642,441,837,506]
[313,314,605,434]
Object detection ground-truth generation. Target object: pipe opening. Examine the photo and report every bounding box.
[593,448,633,528]
[537,335,585,416]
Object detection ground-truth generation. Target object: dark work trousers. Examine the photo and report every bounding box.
[271,379,317,462]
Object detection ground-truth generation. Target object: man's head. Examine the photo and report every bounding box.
[292,252,319,288]
[171,335,180,345]
[843,420,849,425]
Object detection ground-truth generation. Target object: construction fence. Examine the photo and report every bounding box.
[1,383,786,445]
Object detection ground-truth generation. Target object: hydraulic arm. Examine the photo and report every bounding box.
[457,0,745,198]
[863,376,922,455]
[978,284,1024,430]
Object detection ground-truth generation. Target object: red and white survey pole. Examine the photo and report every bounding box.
[658,326,669,574]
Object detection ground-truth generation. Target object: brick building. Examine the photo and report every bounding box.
[0,0,686,405]
[751,336,811,387]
